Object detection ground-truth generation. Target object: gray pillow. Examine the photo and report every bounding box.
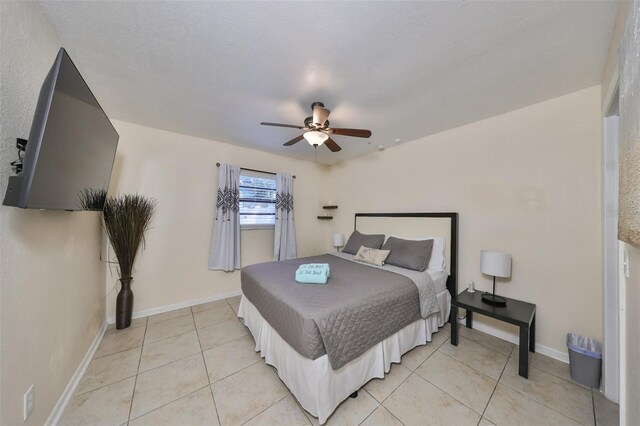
[382,237,434,272]
[342,230,386,255]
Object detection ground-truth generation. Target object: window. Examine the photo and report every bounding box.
[239,173,276,228]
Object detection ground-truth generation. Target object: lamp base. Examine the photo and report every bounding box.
[481,293,507,306]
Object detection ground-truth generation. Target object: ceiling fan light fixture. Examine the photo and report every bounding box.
[303,130,328,146]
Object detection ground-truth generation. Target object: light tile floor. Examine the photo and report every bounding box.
[60,297,619,426]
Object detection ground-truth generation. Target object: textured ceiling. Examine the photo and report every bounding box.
[38,1,619,165]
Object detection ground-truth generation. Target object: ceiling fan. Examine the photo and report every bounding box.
[260,102,372,152]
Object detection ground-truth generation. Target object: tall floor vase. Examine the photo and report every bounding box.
[116,278,134,330]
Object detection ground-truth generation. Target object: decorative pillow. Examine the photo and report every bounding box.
[342,230,386,255]
[382,236,434,272]
[386,235,446,271]
[353,246,391,267]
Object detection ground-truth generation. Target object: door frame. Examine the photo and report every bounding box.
[602,86,621,404]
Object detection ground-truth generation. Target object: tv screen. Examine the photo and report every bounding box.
[3,48,118,210]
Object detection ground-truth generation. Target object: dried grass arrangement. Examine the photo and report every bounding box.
[80,189,157,328]
[80,189,157,279]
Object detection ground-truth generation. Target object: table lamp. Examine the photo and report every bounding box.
[333,233,345,252]
[480,250,511,306]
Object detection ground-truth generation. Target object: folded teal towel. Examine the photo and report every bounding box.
[297,263,330,276]
[295,263,330,284]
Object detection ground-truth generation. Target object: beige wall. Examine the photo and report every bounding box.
[0,2,106,425]
[106,120,330,316]
[326,86,603,354]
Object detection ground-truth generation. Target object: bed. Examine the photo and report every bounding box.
[237,212,458,424]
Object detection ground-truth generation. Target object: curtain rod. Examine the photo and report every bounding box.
[216,163,296,178]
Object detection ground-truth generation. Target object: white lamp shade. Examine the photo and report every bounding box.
[304,131,329,146]
[333,233,345,247]
[480,250,511,278]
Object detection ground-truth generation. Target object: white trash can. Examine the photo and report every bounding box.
[566,333,602,388]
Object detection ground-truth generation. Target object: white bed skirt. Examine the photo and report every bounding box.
[237,290,451,424]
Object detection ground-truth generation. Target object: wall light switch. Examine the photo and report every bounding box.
[23,385,34,421]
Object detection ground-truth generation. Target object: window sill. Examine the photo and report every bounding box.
[241,225,275,231]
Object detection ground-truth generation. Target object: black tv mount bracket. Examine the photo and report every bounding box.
[10,138,27,174]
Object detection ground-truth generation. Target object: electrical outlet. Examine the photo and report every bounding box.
[23,385,34,421]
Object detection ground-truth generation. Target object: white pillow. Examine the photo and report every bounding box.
[353,246,391,267]
[385,235,446,272]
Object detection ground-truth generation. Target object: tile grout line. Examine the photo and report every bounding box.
[212,359,263,387]
[367,328,451,422]
[511,350,590,390]
[142,327,195,346]
[143,306,239,348]
[193,303,237,328]
[196,315,243,333]
[293,398,315,426]
[497,371,588,424]
[478,345,513,423]
[126,310,213,423]
[128,384,212,423]
[192,306,223,426]
[136,328,201,375]
[226,297,236,309]
[408,330,508,422]
[373,365,412,406]
[355,389,383,425]
[69,299,251,425]
[377,348,437,406]
[433,348,499,383]
[458,325,515,356]
[358,395,405,426]
[103,308,594,426]
[240,393,291,425]
[126,321,148,425]
[74,327,147,393]
[200,330,253,353]
[592,389,596,426]
[419,373,484,419]
[358,390,404,426]
[439,335,507,380]
[128,304,236,423]
[74,349,142,396]
[146,309,191,325]
[93,343,142,361]
[505,350,595,424]
[379,327,450,403]
[93,325,147,360]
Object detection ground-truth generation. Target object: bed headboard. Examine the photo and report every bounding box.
[354,212,458,301]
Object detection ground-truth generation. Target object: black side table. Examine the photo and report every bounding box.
[451,290,536,378]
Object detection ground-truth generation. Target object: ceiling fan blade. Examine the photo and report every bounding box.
[261,122,304,129]
[313,106,330,127]
[329,128,372,138]
[324,137,342,152]
[283,135,304,146]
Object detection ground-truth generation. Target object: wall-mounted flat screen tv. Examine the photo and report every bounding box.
[3,48,118,210]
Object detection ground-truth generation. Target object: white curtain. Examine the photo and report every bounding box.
[274,173,297,260]
[209,164,241,271]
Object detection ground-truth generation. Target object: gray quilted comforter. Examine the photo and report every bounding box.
[241,254,437,370]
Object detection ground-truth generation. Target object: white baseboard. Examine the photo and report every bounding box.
[46,321,108,426]
[458,318,569,364]
[106,290,243,324]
